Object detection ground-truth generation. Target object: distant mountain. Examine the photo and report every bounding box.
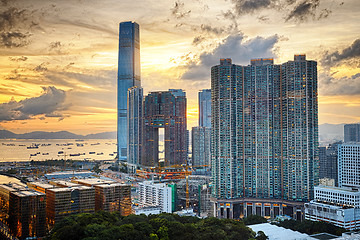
[0,130,117,139]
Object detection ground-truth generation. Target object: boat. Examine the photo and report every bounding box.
[27,145,39,149]
[97,152,103,155]
[89,152,95,154]
[58,151,64,154]
[30,153,37,157]
[42,153,49,155]
[70,153,80,156]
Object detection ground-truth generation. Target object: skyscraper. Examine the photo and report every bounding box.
[199,89,211,128]
[117,21,141,160]
[127,86,143,172]
[344,124,360,142]
[338,142,360,188]
[211,55,318,219]
[142,90,187,167]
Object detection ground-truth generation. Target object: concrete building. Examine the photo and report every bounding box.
[73,179,131,216]
[305,185,360,230]
[344,124,360,143]
[338,142,360,188]
[46,186,95,227]
[117,21,141,160]
[142,90,187,167]
[211,55,318,219]
[198,89,211,128]
[192,126,211,167]
[127,86,143,172]
[138,181,172,213]
[319,141,341,186]
[8,190,46,239]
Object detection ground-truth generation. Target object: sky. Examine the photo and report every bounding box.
[0,0,359,134]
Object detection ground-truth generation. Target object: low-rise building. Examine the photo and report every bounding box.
[138,181,172,213]
[305,185,360,230]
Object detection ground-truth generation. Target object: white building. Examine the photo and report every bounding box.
[305,185,360,230]
[338,143,360,188]
[138,181,172,213]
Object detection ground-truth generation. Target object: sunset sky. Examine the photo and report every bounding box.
[0,0,359,134]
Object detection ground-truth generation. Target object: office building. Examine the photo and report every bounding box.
[338,142,360,188]
[73,179,132,216]
[0,183,27,223]
[305,185,360,230]
[127,86,143,172]
[142,90,187,167]
[319,141,341,186]
[198,89,211,128]
[117,21,141,160]
[211,55,318,219]
[46,186,95,227]
[138,181,172,213]
[192,126,211,167]
[8,190,46,239]
[344,123,360,142]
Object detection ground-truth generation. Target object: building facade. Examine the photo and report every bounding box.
[127,86,143,172]
[138,181,172,213]
[199,89,211,128]
[338,142,360,188]
[305,186,360,230]
[192,126,211,167]
[117,21,141,160]
[142,90,187,167]
[344,124,360,143]
[319,141,341,186]
[211,55,318,219]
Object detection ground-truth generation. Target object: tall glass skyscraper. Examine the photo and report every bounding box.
[199,89,211,128]
[117,21,141,160]
[211,56,318,219]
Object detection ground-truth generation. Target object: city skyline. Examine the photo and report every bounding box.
[0,0,359,134]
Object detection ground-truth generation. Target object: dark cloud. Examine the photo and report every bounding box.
[232,0,273,15]
[258,15,270,22]
[0,86,68,121]
[34,62,48,72]
[9,56,27,61]
[285,0,319,22]
[0,7,38,48]
[227,0,333,23]
[319,72,360,96]
[0,31,30,48]
[192,35,205,45]
[321,39,360,67]
[171,1,191,19]
[182,33,279,80]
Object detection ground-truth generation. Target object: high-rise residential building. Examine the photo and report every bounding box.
[338,142,360,188]
[344,124,360,142]
[319,141,341,186]
[199,89,211,128]
[138,181,172,213]
[127,86,143,172]
[192,126,211,167]
[142,90,187,167]
[117,21,141,160]
[211,55,318,219]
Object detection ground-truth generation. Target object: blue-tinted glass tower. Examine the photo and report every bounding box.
[117,21,141,160]
[199,89,211,128]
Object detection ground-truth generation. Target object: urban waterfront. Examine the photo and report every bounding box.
[0,139,117,162]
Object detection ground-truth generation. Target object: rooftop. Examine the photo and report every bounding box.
[248,223,315,240]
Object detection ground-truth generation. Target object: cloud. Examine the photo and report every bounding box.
[34,62,48,72]
[0,7,38,48]
[171,1,191,19]
[9,56,27,61]
[319,72,360,96]
[285,0,319,22]
[227,0,333,23]
[181,33,280,80]
[0,86,68,121]
[321,39,360,68]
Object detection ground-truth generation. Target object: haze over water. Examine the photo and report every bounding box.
[0,139,117,162]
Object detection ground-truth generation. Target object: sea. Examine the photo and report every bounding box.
[0,139,117,162]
